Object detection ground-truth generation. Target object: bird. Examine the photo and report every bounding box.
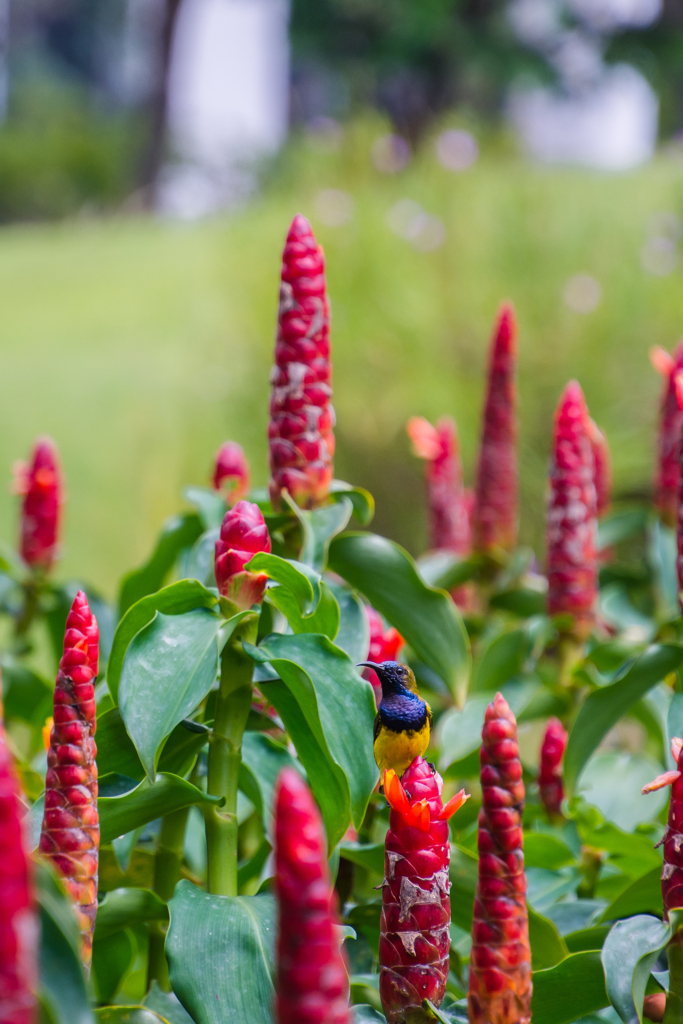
[358,660,432,777]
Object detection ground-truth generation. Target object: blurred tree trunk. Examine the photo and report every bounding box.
[139,0,183,208]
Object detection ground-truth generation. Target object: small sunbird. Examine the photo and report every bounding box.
[358,660,432,777]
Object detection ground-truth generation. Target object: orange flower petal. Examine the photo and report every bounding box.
[651,345,675,377]
[384,769,411,815]
[438,789,470,821]
[642,770,681,794]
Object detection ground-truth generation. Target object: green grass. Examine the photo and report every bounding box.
[0,115,682,597]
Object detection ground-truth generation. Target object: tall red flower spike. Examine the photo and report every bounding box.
[538,717,568,820]
[469,693,531,1024]
[214,500,272,611]
[269,214,334,510]
[362,606,404,707]
[652,342,683,528]
[0,716,37,1024]
[39,590,99,969]
[212,441,250,506]
[407,416,473,556]
[380,757,468,1023]
[14,437,63,572]
[274,767,350,1024]
[473,304,518,554]
[673,375,683,612]
[643,736,683,917]
[546,381,598,637]
[587,419,612,519]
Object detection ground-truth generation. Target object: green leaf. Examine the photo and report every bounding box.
[166,881,275,1024]
[528,903,569,969]
[330,481,375,526]
[285,495,353,571]
[430,553,485,591]
[602,913,674,1024]
[531,951,608,1024]
[246,552,322,614]
[351,1008,386,1023]
[328,532,470,699]
[183,486,227,531]
[564,925,611,952]
[340,841,385,875]
[99,773,223,845]
[328,582,369,665]
[94,1009,168,1024]
[489,589,546,618]
[472,629,532,691]
[1,659,52,725]
[267,580,340,640]
[239,731,299,840]
[37,863,93,1024]
[582,822,662,877]
[118,513,204,617]
[94,888,168,941]
[107,579,218,703]
[564,644,683,795]
[246,632,378,848]
[599,866,663,922]
[97,708,208,782]
[144,983,195,1024]
[577,753,669,831]
[92,930,136,1004]
[119,609,221,778]
[449,843,479,931]
[598,509,649,551]
[524,833,575,871]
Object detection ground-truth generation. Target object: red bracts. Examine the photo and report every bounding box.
[362,606,404,707]
[652,342,683,527]
[212,441,250,505]
[380,757,468,1023]
[538,717,568,819]
[39,591,99,968]
[214,500,271,610]
[407,416,473,556]
[643,736,683,917]
[473,305,518,554]
[673,375,683,611]
[469,693,531,1024]
[546,381,598,637]
[274,767,349,1024]
[269,214,334,510]
[587,419,611,519]
[15,438,63,572]
[0,726,37,1024]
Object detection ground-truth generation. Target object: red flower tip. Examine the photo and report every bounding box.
[406,417,443,462]
[494,302,517,355]
[587,419,612,518]
[212,441,250,505]
[363,607,404,706]
[214,500,271,609]
[651,345,675,376]
[538,717,568,818]
[408,416,472,556]
[655,342,683,526]
[18,437,63,572]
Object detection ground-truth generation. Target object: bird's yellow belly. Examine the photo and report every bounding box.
[374,721,431,776]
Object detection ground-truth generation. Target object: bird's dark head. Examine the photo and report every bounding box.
[357,660,417,697]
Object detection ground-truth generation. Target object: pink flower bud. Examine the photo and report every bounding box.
[214,500,271,610]
[16,438,63,572]
[212,441,250,506]
[538,717,567,819]
[587,419,612,518]
[407,415,472,556]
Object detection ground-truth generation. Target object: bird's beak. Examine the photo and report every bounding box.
[357,661,381,671]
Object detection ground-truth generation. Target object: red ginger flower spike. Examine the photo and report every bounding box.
[643,735,683,917]
[473,304,518,554]
[380,757,468,1023]
[652,341,683,527]
[546,381,598,638]
[672,374,683,612]
[214,500,271,611]
[538,717,567,819]
[587,419,612,519]
[362,606,404,707]
[15,437,63,572]
[269,214,334,510]
[469,693,531,1024]
[212,441,250,506]
[274,768,350,1024]
[39,590,99,970]
[407,415,473,556]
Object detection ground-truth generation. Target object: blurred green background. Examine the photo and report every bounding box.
[0,115,680,598]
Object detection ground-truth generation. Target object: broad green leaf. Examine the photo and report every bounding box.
[528,904,569,969]
[97,708,207,782]
[430,554,485,591]
[564,644,683,795]
[179,527,219,588]
[94,888,168,940]
[328,532,470,699]
[118,513,203,616]
[238,839,272,891]
[352,1006,385,1022]
[239,731,299,840]
[340,842,385,875]
[598,508,648,550]
[472,630,532,691]
[524,833,575,871]
[247,552,322,614]
[144,983,194,1024]
[599,866,663,922]
[328,582,369,665]
[489,589,546,618]
[582,822,662,877]
[285,495,353,571]
[602,913,673,1024]
[531,951,608,1024]
[577,753,669,831]
[246,632,378,848]
[92,930,136,1004]
[94,1010,167,1024]
[648,521,679,618]
[449,843,478,931]
[167,881,275,1024]
[330,481,375,526]
[564,925,610,952]
[119,609,221,778]
[545,901,606,935]
[1,659,52,725]
[107,579,218,703]
[99,773,223,845]
[267,580,340,640]
[37,863,93,1024]
[183,486,227,531]
[599,584,655,641]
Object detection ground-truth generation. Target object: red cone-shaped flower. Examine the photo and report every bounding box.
[0,716,37,1024]
[546,381,598,637]
[274,767,349,1024]
[39,590,99,969]
[473,304,518,554]
[212,441,250,505]
[673,375,683,612]
[538,717,567,819]
[380,757,468,1023]
[407,416,473,556]
[15,438,63,572]
[469,693,531,1024]
[269,214,334,510]
[362,606,404,707]
[214,500,271,611]
[587,419,611,519]
[643,737,683,917]
[652,342,683,528]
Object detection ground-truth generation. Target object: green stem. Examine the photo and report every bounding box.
[665,928,683,1024]
[14,578,39,643]
[204,620,257,896]
[147,806,190,992]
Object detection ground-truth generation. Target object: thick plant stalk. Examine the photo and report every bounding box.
[380,756,468,1023]
[473,304,518,554]
[362,606,404,707]
[546,380,598,638]
[587,419,611,518]
[15,437,63,572]
[269,214,334,510]
[469,693,531,1024]
[407,415,473,555]
[214,500,272,611]
[275,767,350,1024]
[39,590,99,969]
[538,717,567,820]
[0,721,37,1024]
[212,440,250,505]
[652,342,683,527]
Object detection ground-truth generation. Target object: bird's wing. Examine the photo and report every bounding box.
[373,711,382,743]
[426,702,433,730]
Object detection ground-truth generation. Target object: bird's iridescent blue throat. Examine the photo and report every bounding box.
[378,690,428,733]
